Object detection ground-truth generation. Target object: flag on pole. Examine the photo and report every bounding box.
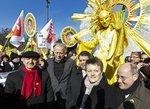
[40,19,56,50]
[9,10,25,47]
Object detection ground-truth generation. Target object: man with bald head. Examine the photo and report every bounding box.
[116,63,150,109]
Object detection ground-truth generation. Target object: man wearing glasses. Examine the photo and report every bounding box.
[116,63,150,109]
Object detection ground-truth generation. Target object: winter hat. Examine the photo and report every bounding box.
[10,52,20,60]
[21,51,40,59]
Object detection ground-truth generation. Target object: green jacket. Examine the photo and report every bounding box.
[118,82,150,109]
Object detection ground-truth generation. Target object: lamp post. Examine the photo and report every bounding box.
[46,0,50,23]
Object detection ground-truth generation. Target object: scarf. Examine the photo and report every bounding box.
[21,66,42,99]
[116,79,140,106]
[84,75,102,95]
[80,76,101,109]
[121,79,140,96]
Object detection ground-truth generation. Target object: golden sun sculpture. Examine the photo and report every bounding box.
[70,0,150,84]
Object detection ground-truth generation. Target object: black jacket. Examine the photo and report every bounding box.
[4,67,54,109]
[75,75,116,109]
[66,67,83,109]
[47,58,77,100]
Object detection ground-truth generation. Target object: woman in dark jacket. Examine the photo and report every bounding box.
[75,57,116,109]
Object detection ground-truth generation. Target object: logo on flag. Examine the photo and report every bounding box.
[9,10,25,48]
[38,19,56,49]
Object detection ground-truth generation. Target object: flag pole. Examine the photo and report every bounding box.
[2,34,11,52]
[46,0,50,23]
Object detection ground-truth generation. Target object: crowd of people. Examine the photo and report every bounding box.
[0,0,149,108]
[0,42,149,109]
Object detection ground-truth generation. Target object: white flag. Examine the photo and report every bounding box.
[40,19,56,50]
[9,10,25,47]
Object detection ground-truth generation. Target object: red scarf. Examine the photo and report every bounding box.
[21,66,42,99]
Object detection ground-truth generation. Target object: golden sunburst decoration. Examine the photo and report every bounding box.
[72,0,147,32]
[71,0,150,41]
[91,0,140,30]
[71,0,150,85]
[60,26,77,47]
[108,0,137,26]
[133,0,150,29]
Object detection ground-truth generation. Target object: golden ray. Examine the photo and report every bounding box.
[71,13,91,21]
[128,16,140,22]
[130,3,140,12]
[88,0,99,9]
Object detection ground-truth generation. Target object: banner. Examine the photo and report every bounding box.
[9,10,25,47]
[36,33,47,48]
[40,19,56,50]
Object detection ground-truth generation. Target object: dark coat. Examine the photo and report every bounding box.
[66,67,83,109]
[1,61,12,72]
[117,82,150,109]
[47,58,77,100]
[4,67,54,109]
[75,75,116,109]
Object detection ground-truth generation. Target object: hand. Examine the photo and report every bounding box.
[74,36,82,44]
[111,21,123,30]
[111,13,123,30]
[137,62,144,70]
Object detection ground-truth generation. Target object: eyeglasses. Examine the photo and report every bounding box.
[116,75,133,81]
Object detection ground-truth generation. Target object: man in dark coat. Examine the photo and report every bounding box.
[66,51,92,109]
[4,51,54,109]
[116,63,150,109]
[47,43,77,109]
[0,54,12,72]
[9,52,21,71]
